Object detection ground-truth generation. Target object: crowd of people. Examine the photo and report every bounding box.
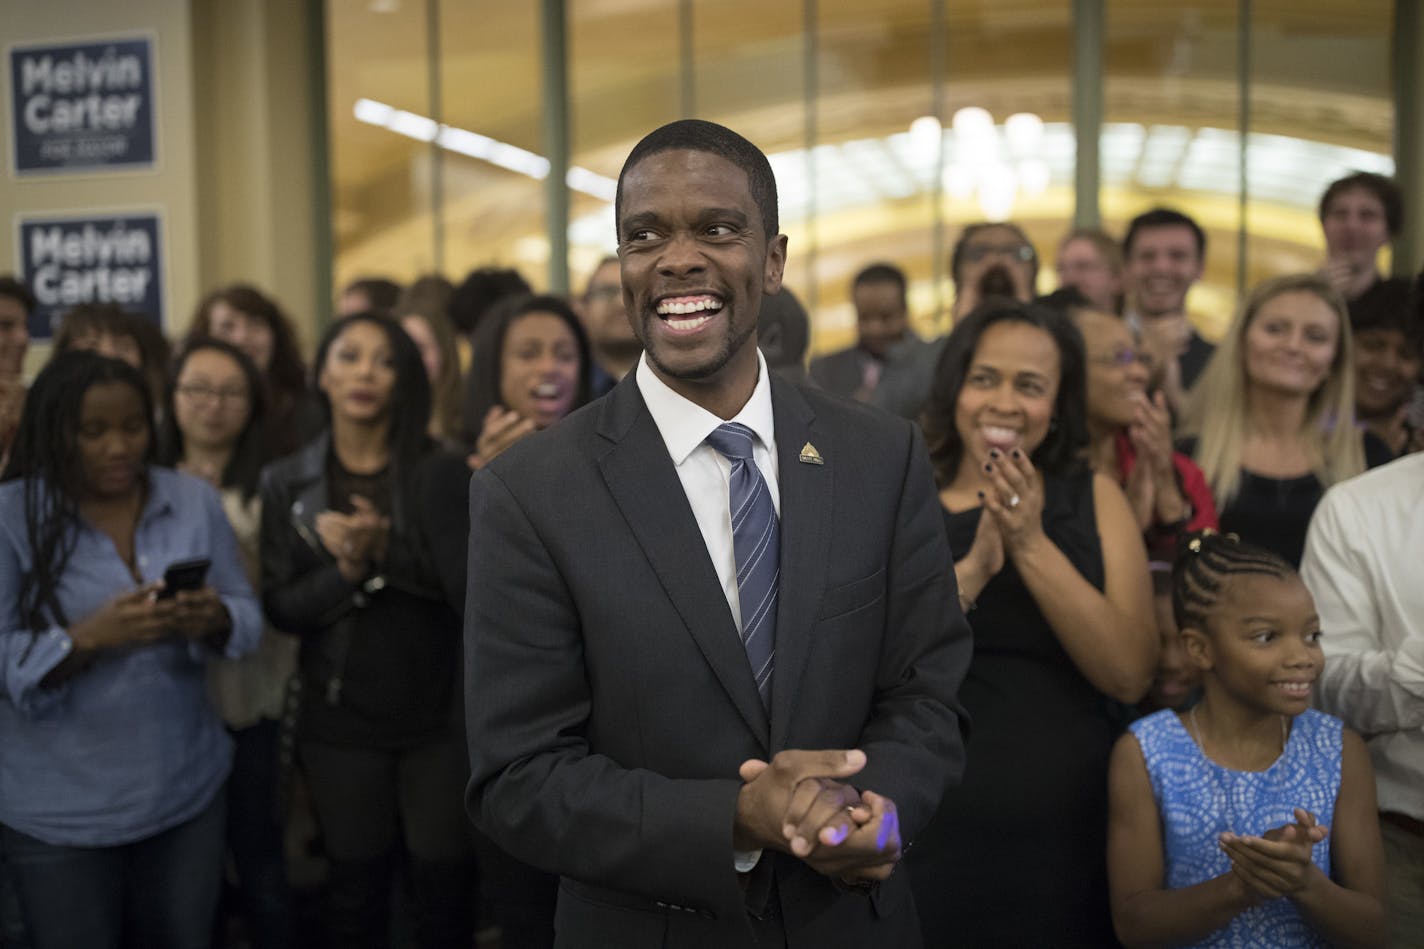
[0,127,1419,949]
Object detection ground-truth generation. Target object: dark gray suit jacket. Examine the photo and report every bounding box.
[465,372,970,948]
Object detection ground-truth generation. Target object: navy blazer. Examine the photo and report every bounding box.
[465,371,971,948]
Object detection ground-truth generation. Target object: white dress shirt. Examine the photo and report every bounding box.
[1300,453,1424,819]
[635,349,779,872]
[635,350,780,632]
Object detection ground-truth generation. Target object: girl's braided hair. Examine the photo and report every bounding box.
[1171,529,1294,634]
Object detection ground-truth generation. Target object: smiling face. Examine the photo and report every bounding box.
[1354,327,1422,418]
[499,311,581,429]
[1079,310,1150,429]
[318,319,396,425]
[1185,572,1323,717]
[208,301,275,373]
[75,380,150,501]
[1243,290,1340,399]
[1125,224,1202,319]
[174,348,252,454]
[617,149,786,406]
[953,320,1060,479]
[1322,185,1390,270]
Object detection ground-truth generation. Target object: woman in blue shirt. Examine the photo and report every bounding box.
[0,352,261,949]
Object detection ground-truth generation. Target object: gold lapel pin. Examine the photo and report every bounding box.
[798,442,824,465]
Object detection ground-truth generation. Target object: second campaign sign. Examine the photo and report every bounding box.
[17,212,165,339]
[9,35,156,175]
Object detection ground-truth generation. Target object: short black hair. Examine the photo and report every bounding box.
[1319,172,1403,237]
[615,120,779,241]
[0,275,37,314]
[921,299,1088,487]
[1123,208,1206,261]
[342,277,403,313]
[448,267,532,336]
[852,263,908,301]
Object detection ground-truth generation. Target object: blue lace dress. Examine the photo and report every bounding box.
[1129,707,1342,948]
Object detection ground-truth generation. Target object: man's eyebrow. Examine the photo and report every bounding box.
[619,211,663,233]
[699,207,751,226]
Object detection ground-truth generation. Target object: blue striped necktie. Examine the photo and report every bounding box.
[705,422,779,709]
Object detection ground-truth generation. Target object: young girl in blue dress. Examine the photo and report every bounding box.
[1107,529,1386,948]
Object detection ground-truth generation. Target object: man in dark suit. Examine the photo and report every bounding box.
[808,263,941,419]
[465,119,970,948]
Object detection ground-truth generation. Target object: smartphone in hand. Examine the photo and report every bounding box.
[156,557,211,599]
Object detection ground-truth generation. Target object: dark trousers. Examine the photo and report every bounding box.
[1,790,226,949]
[224,719,292,949]
[299,733,474,949]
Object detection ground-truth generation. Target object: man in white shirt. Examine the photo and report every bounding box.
[464,119,970,948]
[1301,453,1424,947]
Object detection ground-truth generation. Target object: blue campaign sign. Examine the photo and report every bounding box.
[9,36,156,174]
[16,212,165,339]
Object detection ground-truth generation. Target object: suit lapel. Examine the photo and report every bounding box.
[767,379,832,750]
[595,379,771,748]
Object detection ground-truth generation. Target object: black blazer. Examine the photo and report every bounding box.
[465,373,971,948]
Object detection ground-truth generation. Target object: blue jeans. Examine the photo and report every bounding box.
[1,790,226,949]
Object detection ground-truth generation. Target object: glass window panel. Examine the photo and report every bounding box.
[1245,3,1395,292]
[326,0,436,297]
[1104,0,1242,338]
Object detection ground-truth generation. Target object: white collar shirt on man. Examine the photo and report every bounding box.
[635,349,780,635]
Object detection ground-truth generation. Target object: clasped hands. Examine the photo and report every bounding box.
[1218,807,1329,903]
[316,495,390,583]
[733,749,901,886]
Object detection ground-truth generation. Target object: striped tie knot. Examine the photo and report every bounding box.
[706,422,758,463]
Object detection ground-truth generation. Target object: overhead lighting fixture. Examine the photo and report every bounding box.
[353,98,617,202]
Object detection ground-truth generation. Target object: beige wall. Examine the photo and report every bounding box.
[2,0,324,378]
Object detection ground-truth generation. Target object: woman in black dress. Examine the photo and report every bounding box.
[908,300,1155,947]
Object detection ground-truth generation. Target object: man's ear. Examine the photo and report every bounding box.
[764,234,788,295]
[1181,626,1213,671]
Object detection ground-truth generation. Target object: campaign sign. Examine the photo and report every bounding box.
[9,36,155,174]
[17,212,164,339]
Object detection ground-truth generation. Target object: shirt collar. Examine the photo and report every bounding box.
[636,349,776,466]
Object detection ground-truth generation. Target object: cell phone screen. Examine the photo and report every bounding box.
[157,557,211,599]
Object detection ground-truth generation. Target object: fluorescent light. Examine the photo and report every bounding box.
[353,97,617,201]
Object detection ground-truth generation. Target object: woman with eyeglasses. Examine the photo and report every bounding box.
[158,339,297,948]
[1053,291,1218,562]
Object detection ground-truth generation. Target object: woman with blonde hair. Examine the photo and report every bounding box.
[1179,273,1391,566]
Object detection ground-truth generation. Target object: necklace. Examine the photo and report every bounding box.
[1188,705,1288,765]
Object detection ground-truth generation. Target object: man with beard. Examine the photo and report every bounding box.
[463,119,970,948]
[580,255,643,397]
[1121,208,1214,414]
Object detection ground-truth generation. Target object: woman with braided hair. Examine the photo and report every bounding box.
[0,352,261,947]
[1108,529,1386,948]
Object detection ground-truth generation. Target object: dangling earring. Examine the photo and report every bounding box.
[1048,417,1059,433]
